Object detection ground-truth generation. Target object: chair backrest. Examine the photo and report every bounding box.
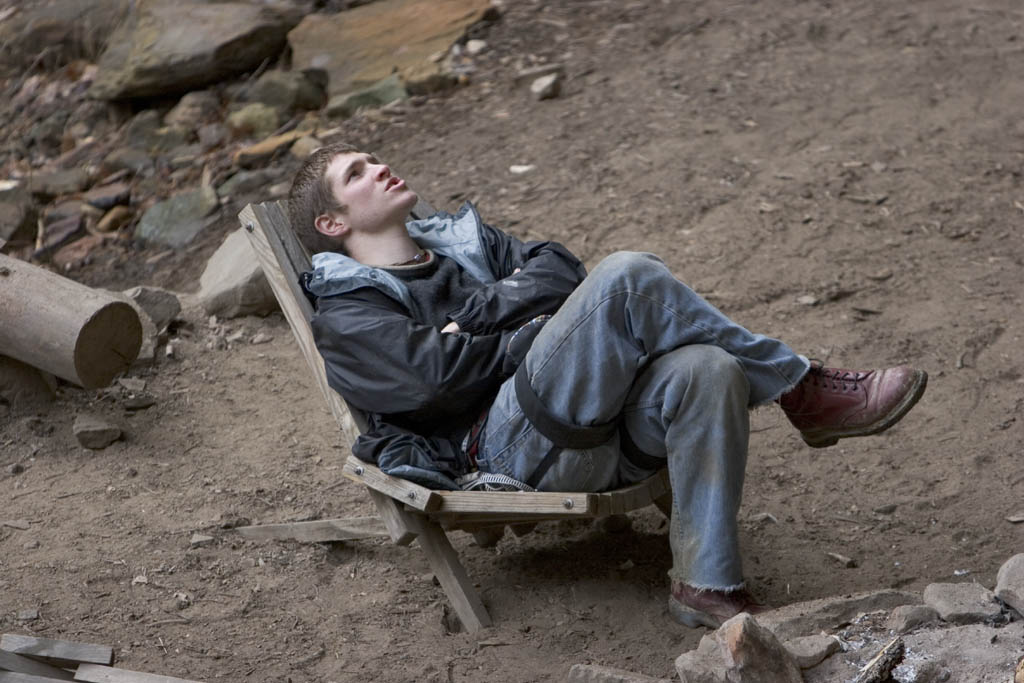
[238,198,438,444]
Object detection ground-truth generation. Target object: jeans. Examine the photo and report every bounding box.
[476,252,809,590]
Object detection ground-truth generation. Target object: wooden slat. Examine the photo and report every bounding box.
[343,457,440,512]
[0,672,71,683]
[366,490,417,546]
[234,517,387,542]
[0,651,72,680]
[240,203,366,443]
[0,637,111,669]
[73,665,203,683]
[402,514,491,633]
[435,490,594,515]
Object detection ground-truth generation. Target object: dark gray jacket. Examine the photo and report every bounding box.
[304,202,587,489]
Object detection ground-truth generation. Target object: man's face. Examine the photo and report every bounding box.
[320,152,418,238]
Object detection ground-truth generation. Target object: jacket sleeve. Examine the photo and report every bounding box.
[446,223,587,335]
[312,289,512,423]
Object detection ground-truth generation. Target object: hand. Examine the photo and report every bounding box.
[441,321,461,334]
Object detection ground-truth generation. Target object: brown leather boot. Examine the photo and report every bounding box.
[779,362,927,448]
[668,582,768,629]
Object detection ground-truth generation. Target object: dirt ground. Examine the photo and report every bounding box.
[3,0,1024,681]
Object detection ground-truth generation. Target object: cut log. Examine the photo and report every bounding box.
[0,254,142,388]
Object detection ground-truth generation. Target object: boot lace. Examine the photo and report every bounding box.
[806,362,869,392]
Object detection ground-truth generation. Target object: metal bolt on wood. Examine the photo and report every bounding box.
[563,498,573,509]
[354,466,364,476]
[245,222,254,232]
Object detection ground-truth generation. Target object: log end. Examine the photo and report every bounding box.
[74,301,143,388]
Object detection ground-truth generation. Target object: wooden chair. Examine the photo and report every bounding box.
[238,200,673,633]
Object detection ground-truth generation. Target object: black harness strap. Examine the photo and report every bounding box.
[619,427,664,471]
[514,365,619,449]
[525,444,564,489]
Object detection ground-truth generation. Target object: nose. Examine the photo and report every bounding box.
[373,163,391,180]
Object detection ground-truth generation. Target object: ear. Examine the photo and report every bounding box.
[314,212,349,239]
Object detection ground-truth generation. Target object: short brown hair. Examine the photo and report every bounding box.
[288,141,360,254]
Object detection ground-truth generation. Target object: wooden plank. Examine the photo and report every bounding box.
[234,517,387,542]
[366,490,418,546]
[403,514,491,633]
[0,672,72,683]
[73,665,203,683]
[435,490,594,515]
[240,203,366,443]
[0,636,112,669]
[343,457,440,512]
[0,651,72,680]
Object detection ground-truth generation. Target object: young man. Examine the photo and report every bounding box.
[289,141,928,628]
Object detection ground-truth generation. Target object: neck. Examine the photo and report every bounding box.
[345,222,421,267]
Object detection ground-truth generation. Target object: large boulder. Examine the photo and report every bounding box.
[198,228,277,318]
[0,0,131,77]
[288,0,493,97]
[90,1,302,100]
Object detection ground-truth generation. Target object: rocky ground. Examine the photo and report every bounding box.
[2,0,1024,681]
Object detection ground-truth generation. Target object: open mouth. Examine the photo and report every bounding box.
[385,177,404,191]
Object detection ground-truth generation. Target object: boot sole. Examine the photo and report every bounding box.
[801,369,929,448]
[667,597,722,629]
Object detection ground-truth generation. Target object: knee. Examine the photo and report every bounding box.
[590,251,667,283]
[681,346,749,401]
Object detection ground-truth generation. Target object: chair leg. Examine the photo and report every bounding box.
[654,492,673,519]
[406,514,492,633]
[367,489,417,546]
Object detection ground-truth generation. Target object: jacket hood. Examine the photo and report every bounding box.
[304,201,496,307]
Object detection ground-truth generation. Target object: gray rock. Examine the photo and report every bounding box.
[123,286,181,331]
[38,211,85,256]
[717,614,802,682]
[0,181,38,245]
[995,553,1024,616]
[16,609,39,622]
[218,169,280,198]
[197,227,277,318]
[567,663,673,683]
[676,614,802,683]
[136,185,219,248]
[198,123,229,151]
[0,356,56,412]
[165,90,222,129]
[189,533,214,548]
[242,69,326,112]
[923,582,1001,624]
[0,0,130,77]
[227,103,281,140]
[83,182,131,211]
[895,622,1022,683]
[784,633,842,668]
[885,604,939,633]
[674,633,727,683]
[91,2,300,100]
[29,110,70,152]
[64,99,121,145]
[326,74,409,118]
[758,589,920,641]
[29,168,90,200]
[531,72,562,100]
[101,147,154,176]
[73,413,122,449]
